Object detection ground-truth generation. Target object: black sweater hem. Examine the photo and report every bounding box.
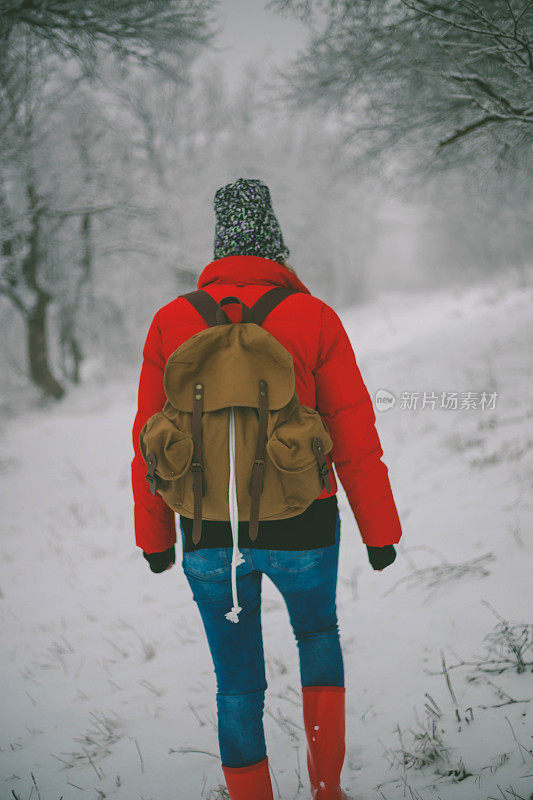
[179,495,339,553]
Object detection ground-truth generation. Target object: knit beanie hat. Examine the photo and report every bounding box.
[213,178,290,263]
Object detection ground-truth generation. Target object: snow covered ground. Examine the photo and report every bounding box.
[1,272,532,800]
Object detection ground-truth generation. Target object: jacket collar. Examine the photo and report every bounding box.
[198,255,311,295]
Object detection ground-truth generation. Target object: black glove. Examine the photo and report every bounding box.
[143,545,175,573]
[366,544,397,571]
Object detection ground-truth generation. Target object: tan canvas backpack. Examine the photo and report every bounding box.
[139,287,333,621]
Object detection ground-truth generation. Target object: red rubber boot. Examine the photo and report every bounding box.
[302,686,346,799]
[222,756,274,800]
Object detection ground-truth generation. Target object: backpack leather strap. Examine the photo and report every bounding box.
[216,296,252,325]
[181,290,219,327]
[312,437,332,493]
[191,383,205,544]
[183,286,297,327]
[250,287,297,325]
[248,379,269,541]
[145,452,158,495]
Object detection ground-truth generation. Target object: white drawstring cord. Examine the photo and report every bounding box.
[225,406,245,623]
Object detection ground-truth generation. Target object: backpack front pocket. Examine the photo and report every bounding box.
[139,412,193,505]
[266,405,333,511]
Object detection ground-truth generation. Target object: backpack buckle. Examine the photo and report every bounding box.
[145,452,158,495]
[312,436,332,492]
[249,458,265,496]
[190,461,203,472]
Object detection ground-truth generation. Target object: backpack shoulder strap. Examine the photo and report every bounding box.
[182,286,298,327]
[250,287,298,325]
[181,290,219,327]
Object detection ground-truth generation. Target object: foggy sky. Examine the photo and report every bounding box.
[192,0,308,90]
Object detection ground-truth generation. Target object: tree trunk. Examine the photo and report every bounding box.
[59,306,83,385]
[28,292,65,399]
[68,335,82,384]
[67,209,93,383]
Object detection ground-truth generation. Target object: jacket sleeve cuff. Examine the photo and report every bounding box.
[366,544,397,570]
[143,545,176,573]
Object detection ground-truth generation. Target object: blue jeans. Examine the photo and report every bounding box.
[179,512,344,768]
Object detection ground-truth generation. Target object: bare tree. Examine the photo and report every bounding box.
[0,0,219,400]
[0,0,219,69]
[268,0,533,171]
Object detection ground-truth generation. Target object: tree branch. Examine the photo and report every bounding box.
[438,113,502,147]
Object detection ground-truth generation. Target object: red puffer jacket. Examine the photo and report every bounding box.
[131,255,402,553]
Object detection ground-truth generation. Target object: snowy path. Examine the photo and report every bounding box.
[1,275,532,800]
